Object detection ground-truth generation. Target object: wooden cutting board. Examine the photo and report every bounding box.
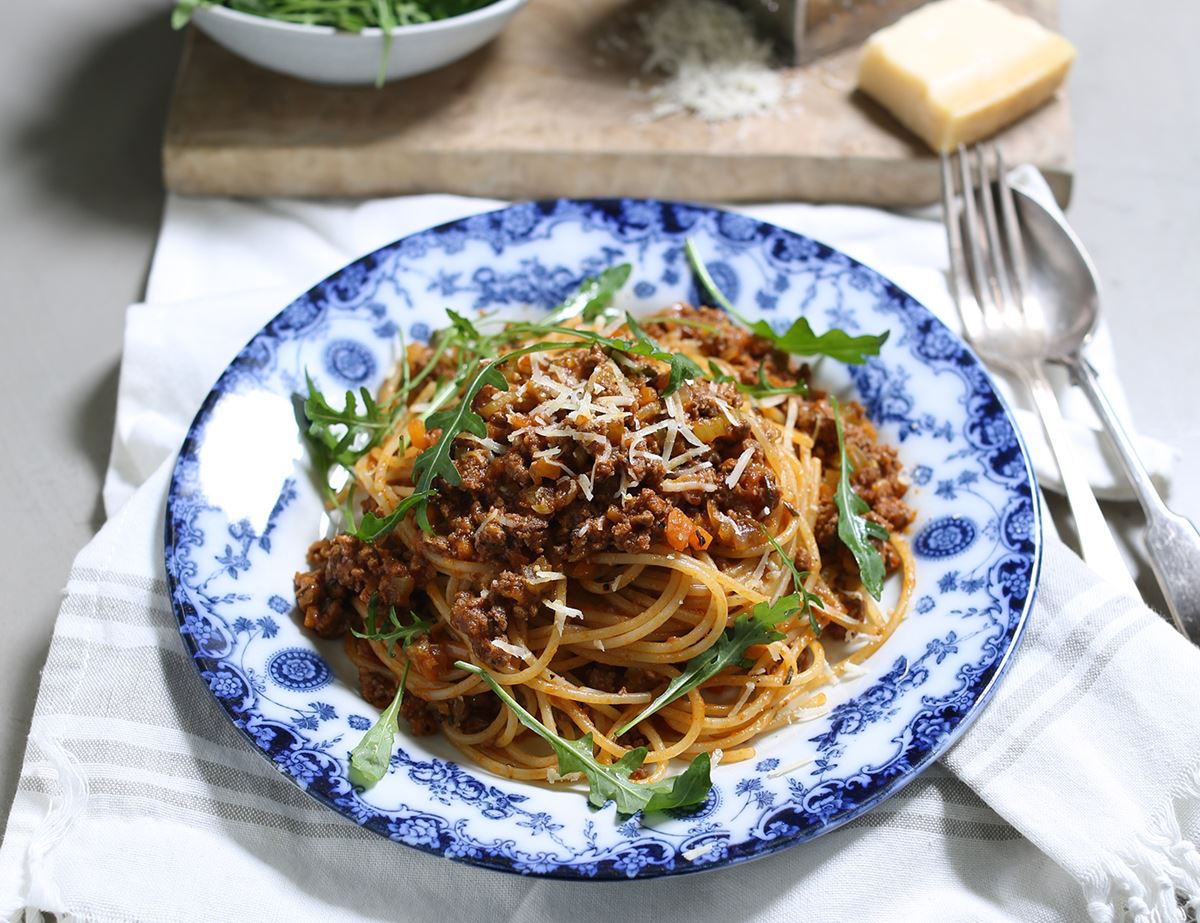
[162,0,1072,205]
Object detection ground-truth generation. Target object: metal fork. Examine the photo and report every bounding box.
[939,144,1138,595]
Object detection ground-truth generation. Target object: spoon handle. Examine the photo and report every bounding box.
[1069,356,1200,642]
[1018,361,1139,596]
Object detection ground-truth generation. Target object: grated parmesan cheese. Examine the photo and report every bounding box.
[725,445,756,489]
[751,549,770,585]
[473,508,499,539]
[767,756,814,779]
[682,841,720,862]
[546,767,585,784]
[671,461,713,479]
[662,480,719,493]
[713,396,741,428]
[782,702,831,726]
[630,418,676,440]
[783,395,799,440]
[573,384,595,423]
[663,445,711,472]
[461,433,504,455]
[666,394,705,448]
[729,681,756,715]
[600,315,629,339]
[595,394,635,409]
[531,448,570,476]
[530,425,611,450]
[491,638,535,664]
[660,419,678,462]
[636,0,788,123]
[839,660,869,680]
[545,599,584,620]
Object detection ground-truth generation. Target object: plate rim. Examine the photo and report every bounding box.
[163,196,1043,879]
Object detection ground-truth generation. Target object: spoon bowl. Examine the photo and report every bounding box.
[1010,187,1100,359]
[1011,181,1200,641]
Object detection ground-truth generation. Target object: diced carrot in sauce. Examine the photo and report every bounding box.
[406,418,428,448]
[531,458,560,483]
[690,526,713,551]
[666,507,694,552]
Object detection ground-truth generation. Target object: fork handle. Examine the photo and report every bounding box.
[1017,361,1140,596]
[1066,356,1200,641]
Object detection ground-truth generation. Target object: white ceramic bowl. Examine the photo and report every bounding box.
[191,0,528,86]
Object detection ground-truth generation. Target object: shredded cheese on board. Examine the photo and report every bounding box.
[636,0,789,122]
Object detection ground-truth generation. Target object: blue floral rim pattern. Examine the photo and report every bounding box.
[164,198,1041,879]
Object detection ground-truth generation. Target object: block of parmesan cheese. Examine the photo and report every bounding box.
[856,0,1076,152]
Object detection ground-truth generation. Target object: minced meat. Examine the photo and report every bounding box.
[296,304,915,734]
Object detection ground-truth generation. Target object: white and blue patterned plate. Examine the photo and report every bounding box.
[165,199,1041,878]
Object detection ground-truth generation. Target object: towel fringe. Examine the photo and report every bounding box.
[22,730,88,916]
[1083,762,1200,923]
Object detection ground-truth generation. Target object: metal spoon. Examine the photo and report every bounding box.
[1009,185,1200,641]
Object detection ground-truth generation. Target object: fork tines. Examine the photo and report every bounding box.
[939,144,1041,341]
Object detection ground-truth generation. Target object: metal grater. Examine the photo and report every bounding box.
[736,0,930,64]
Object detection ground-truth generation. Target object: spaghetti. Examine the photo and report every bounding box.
[294,300,915,789]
